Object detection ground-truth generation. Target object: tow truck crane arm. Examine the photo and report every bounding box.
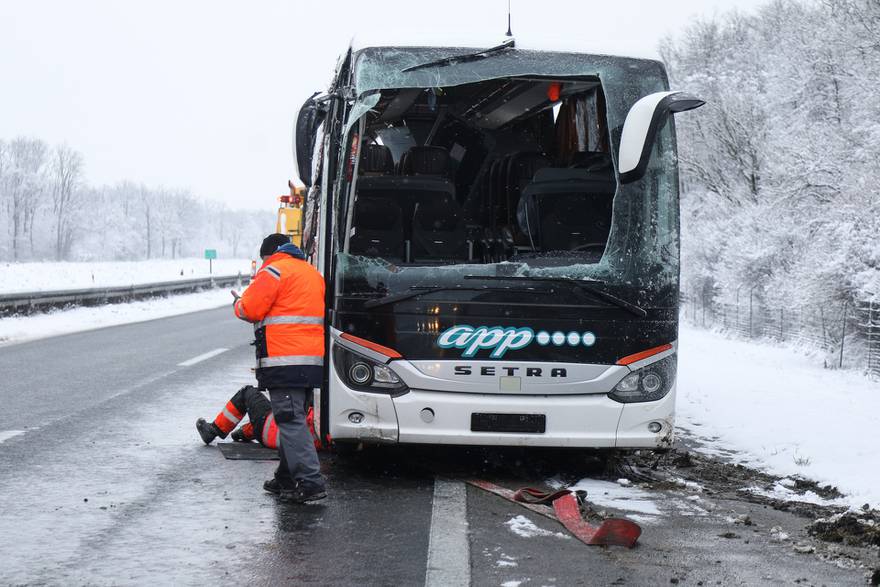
[276,180,305,248]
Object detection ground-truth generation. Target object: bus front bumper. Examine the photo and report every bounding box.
[327,369,676,449]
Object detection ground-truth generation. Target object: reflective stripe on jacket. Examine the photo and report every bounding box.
[261,413,280,449]
[234,246,325,388]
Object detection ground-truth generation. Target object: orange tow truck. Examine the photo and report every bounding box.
[251,181,306,281]
[277,180,306,247]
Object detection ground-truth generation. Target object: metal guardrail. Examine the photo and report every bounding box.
[0,274,245,315]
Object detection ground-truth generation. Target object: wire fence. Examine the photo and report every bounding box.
[681,289,880,379]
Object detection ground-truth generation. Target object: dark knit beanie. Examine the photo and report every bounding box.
[260,233,291,257]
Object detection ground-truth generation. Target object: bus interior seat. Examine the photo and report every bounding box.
[517,167,616,252]
[349,196,405,259]
[360,144,395,175]
[356,146,458,262]
[400,146,451,177]
[506,153,551,241]
[540,194,613,252]
[412,193,467,261]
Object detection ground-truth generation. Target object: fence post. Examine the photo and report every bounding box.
[735,289,740,335]
[702,290,706,327]
[871,301,877,377]
[838,299,848,369]
[749,288,754,339]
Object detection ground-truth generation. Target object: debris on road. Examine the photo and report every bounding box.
[468,480,641,547]
[769,526,791,542]
[808,511,880,548]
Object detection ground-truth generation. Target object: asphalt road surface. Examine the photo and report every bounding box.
[0,307,873,585]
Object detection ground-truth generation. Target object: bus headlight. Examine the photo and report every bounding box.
[349,362,373,385]
[609,354,676,403]
[333,344,408,395]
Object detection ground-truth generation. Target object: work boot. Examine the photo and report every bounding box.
[196,418,221,445]
[263,478,281,495]
[280,482,327,504]
[264,474,296,496]
[231,428,248,443]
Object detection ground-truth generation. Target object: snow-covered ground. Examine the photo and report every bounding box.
[0,289,231,345]
[677,324,880,509]
[0,258,253,293]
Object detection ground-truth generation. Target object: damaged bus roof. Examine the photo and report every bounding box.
[349,39,666,96]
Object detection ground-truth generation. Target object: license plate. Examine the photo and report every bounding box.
[471,413,546,433]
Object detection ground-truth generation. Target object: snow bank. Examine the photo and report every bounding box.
[0,258,253,294]
[0,289,230,345]
[678,325,880,509]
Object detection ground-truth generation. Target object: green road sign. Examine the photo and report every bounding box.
[204,249,217,260]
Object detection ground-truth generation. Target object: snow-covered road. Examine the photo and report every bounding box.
[678,324,880,509]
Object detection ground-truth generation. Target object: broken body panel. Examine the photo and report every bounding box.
[295,42,702,449]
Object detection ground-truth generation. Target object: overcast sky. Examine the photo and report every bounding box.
[0,0,770,211]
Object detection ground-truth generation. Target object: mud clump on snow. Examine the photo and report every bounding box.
[622,449,847,519]
[808,512,880,548]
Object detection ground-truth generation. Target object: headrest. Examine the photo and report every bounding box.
[522,167,617,199]
[402,146,449,177]
[568,151,613,172]
[531,168,597,183]
[360,144,394,174]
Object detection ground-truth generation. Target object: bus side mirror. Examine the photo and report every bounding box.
[618,91,705,184]
[293,92,325,187]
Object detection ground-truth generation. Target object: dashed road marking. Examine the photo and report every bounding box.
[0,430,25,444]
[425,478,470,587]
[178,348,229,367]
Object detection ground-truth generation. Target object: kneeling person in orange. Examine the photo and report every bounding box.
[196,385,281,448]
[233,234,326,503]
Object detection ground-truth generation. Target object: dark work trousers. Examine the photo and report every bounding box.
[233,385,272,435]
[268,388,324,490]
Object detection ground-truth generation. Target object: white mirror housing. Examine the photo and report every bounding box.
[618,91,705,184]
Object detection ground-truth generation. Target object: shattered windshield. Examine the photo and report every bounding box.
[338,48,678,309]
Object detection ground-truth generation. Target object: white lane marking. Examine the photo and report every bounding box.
[0,430,25,444]
[425,479,470,587]
[178,348,229,367]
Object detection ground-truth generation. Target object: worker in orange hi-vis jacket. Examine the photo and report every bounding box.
[231,233,327,504]
[195,385,321,450]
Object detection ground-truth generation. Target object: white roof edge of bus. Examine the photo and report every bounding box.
[348,33,660,62]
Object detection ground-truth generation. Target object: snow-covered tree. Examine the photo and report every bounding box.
[664,0,880,315]
[0,136,274,262]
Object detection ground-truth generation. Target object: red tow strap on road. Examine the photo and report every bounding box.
[550,492,642,548]
[466,480,642,548]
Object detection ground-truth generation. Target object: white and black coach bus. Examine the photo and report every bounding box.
[293,38,703,450]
